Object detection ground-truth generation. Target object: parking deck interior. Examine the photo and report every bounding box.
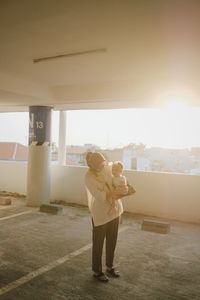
[0,198,200,300]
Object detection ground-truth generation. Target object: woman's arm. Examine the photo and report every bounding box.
[109,185,129,201]
[85,175,107,202]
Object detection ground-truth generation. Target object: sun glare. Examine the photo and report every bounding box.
[166,99,189,110]
[162,90,191,110]
[158,96,196,149]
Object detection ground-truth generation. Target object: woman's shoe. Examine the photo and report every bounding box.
[106,268,120,277]
[93,272,109,282]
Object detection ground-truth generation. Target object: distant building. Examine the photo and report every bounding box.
[1,141,200,174]
[190,168,200,175]
[137,157,151,171]
[101,149,123,163]
[119,146,197,174]
[122,149,135,169]
[0,142,28,161]
[190,147,200,157]
[66,146,87,165]
[52,145,87,165]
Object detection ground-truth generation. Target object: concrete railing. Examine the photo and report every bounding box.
[0,161,200,223]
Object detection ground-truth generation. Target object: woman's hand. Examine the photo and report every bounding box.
[110,185,128,200]
[106,191,113,204]
[115,185,128,196]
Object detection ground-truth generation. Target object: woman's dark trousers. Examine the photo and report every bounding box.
[92,217,119,273]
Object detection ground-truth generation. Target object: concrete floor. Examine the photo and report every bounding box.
[0,198,200,300]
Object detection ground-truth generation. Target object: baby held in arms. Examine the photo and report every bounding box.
[107,161,128,216]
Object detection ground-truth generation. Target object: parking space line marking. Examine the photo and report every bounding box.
[0,206,17,210]
[0,209,39,221]
[0,224,131,296]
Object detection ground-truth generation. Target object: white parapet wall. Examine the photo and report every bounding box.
[0,161,200,223]
[50,164,88,205]
[0,161,27,194]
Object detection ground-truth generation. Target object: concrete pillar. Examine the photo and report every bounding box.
[58,111,67,165]
[26,106,52,207]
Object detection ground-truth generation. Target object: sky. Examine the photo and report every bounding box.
[0,106,200,149]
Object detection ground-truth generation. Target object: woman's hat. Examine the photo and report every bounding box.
[86,152,106,170]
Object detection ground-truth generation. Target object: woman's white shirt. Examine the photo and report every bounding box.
[85,170,123,227]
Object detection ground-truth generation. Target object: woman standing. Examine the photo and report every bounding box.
[85,152,127,282]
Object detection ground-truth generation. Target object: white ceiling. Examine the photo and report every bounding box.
[0,0,200,111]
